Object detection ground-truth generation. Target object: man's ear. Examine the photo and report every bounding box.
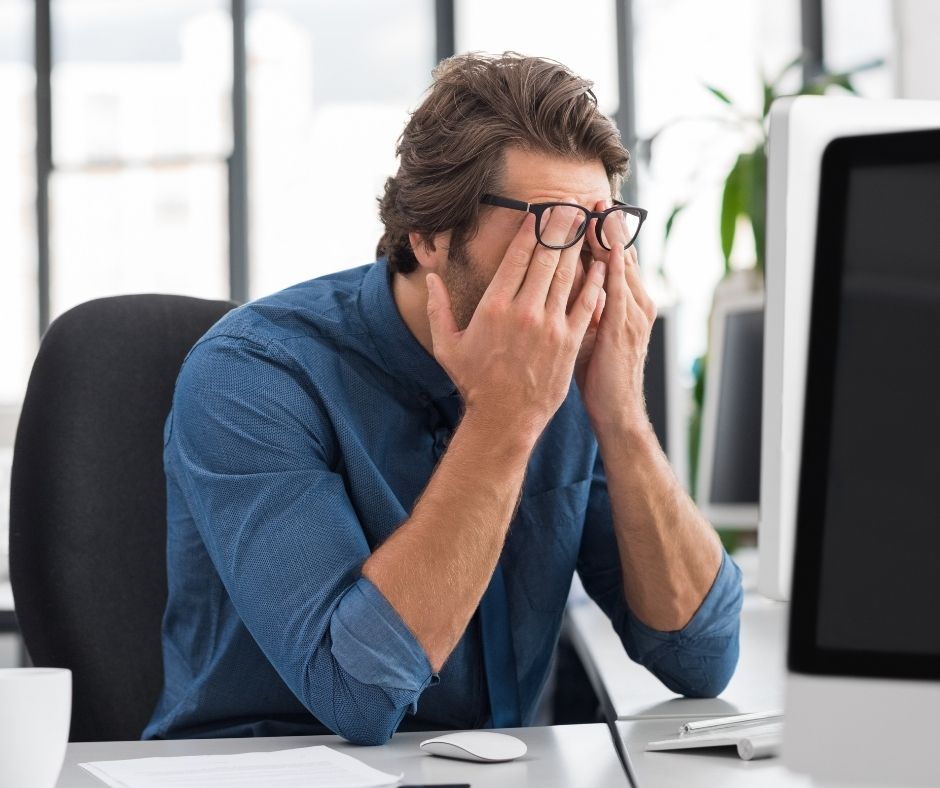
[408,230,451,272]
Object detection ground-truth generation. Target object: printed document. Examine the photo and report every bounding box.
[80,745,403,788]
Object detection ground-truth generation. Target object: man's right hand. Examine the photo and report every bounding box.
[425,206,607,444]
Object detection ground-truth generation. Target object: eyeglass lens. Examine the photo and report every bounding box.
[535,205,640,250]
[597,208,641,250]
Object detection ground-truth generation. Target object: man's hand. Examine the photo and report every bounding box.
[426,206,607,443]
[364,206,606,671]
[574,199,658,435]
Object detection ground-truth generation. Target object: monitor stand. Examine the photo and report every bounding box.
[784,673,940,786]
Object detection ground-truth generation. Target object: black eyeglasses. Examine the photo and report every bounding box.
[480,194,648,251]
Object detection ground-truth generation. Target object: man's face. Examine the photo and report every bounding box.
[440,147,612,330]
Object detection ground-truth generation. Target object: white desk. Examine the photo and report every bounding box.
[615,719,811,788]
[55,724,630,787]
[566,590,787,721]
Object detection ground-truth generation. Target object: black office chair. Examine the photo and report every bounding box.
[9,294,236,742]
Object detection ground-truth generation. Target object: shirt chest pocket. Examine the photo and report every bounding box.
[507,478,591,613]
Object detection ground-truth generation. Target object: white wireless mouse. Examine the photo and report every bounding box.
[419,730,528,763]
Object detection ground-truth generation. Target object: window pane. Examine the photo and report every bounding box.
[49,163,229,317]
[0,0,36,408]
[633,0,799,373]
[52,0,232,166]
[824,0,894,98]
[246,0,436,298]
[456,0,619,117]
[49,0,232,319]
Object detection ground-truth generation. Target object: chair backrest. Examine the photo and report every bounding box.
[9,294,235,742]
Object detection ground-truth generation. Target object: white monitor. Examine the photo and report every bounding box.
[696,288,763,529]
[758,95,940,602]
[783,123,940,787]
[644,304,688,490]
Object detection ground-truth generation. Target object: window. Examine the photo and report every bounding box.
[49,0,232,321]
[246,0,435,298]
[0,0,36,407]
[633,0,800,373]
[455,0,619,116]
[824,0,894,98]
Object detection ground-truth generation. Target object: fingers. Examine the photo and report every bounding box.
[622,246,657,322]
[591,286,606,328]
[425,273,459,357]
[598,205,629,249]
[545,221,588,315]
[603,241,644,322]
[567,258,607,338]
[517,205,584,308]
[585,199,611,263]
[483,212,539,303]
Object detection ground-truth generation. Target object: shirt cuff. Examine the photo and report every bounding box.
[330,576,438,696]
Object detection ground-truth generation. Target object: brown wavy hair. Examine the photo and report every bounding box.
[376,52,630,274]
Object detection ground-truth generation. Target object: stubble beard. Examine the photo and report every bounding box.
[440,239,490,331]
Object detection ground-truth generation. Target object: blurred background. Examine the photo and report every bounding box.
[0,0,909,404]
[1,0,938,668]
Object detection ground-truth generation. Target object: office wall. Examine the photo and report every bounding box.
[895,0,940,98]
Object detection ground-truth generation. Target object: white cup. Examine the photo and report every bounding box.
[0,668,72,788]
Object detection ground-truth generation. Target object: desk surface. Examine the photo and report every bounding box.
[567,589,787,721]
[616,719,810,788]
[56,724,629,788]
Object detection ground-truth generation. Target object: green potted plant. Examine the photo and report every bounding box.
[643,54,881,543]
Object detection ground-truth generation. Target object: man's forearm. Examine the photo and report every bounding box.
[362,410,535,672]
[597,420,722,632]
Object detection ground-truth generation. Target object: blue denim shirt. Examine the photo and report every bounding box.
[144,259,743,745]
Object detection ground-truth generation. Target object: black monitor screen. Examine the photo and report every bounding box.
[710,308,763,505]
[645,315,668,456]
[789,129,940,680]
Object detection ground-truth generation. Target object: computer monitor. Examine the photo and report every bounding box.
[696,288,763,529]
[783,126,940,787]
[758,96,940,602]
[644,304,688,491]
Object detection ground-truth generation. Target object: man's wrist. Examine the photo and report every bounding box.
[591,408,659,456]
[459,406,541,458]
[586,397,654,441]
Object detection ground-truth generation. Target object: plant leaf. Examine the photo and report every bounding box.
[664,203,687,242]
[762,81,776,119]
[705,84,734,106]
[771,52,806,89]
[748,147,768,271]
[720,155,746,272]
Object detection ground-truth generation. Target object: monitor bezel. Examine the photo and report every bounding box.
[788,127,940,681]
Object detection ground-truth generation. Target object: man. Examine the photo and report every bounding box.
[144,52,742,745]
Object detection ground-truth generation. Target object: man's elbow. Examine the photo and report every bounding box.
[338,724,396,747]
[326,682,409,747]
[682,635,740,699]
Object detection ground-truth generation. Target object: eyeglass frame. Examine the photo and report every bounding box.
[479,194,648,251]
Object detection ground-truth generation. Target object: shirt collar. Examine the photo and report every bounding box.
[359,259,458,403]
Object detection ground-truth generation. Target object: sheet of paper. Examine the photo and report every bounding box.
[80,745,403,788]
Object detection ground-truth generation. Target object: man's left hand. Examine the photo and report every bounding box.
[571,198,658,435]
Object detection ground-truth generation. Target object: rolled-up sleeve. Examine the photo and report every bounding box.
[167,334,436,744]
[576,451,744,698]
